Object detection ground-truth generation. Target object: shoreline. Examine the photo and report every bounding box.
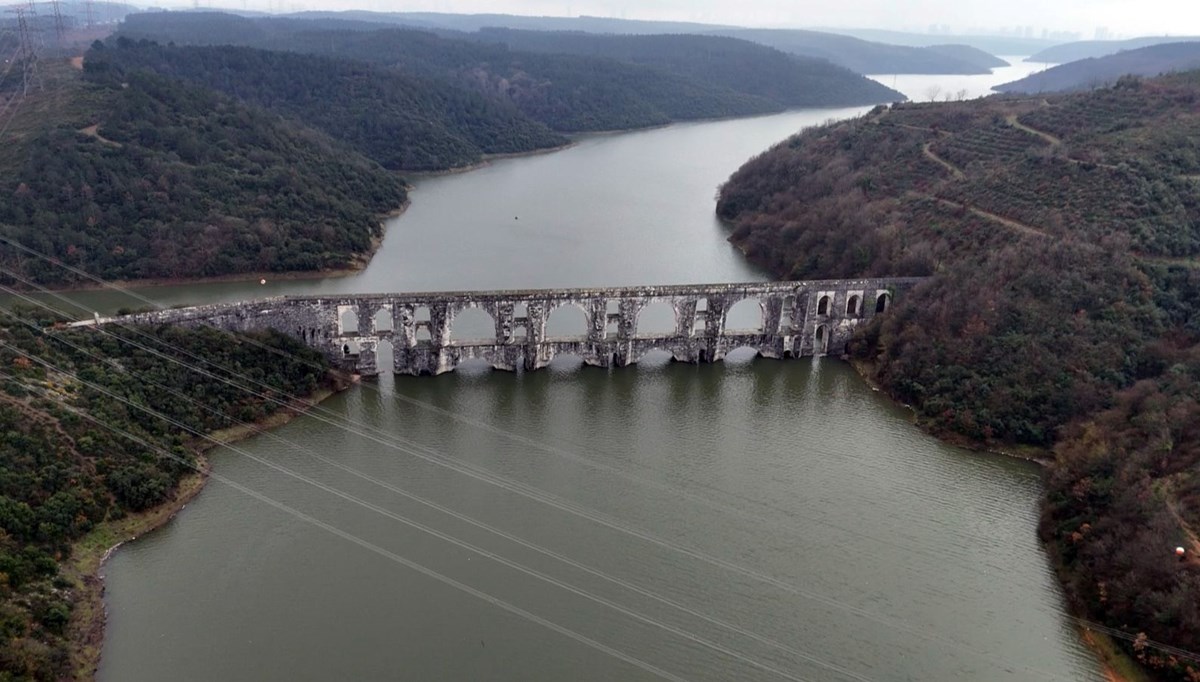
[19,202,411,295]
[404,141,578,178]
[846,357,1054,465]
[845,360,1145,682]
[64,379,350,681]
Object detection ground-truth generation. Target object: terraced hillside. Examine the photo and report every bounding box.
[717,72,1200,681]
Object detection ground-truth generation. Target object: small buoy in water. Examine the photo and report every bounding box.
[514,216,519,220]
[260,278,267,285]
[1178,546,1187,557]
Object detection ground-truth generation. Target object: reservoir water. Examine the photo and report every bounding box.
[92,58,1105,681]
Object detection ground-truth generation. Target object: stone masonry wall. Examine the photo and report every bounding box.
[78,278,925,376]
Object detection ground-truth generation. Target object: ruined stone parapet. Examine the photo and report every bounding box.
[75,278,924,376]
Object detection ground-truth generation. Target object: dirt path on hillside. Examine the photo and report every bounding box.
[78,124,121,147]
[921,143,966,180]
[913,192,1052,239]
[1006,114,1063,146]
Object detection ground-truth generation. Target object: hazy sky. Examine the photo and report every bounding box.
[224,0,1200,38]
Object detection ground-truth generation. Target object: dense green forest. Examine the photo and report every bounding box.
[0,60,407,286]
[467,28,901,108]
[85,39,567,172]
[116,13,903,132]
[717,72,1200,680]
[996,41,1200,93]
[0,310,334,681]
[713,28,1001,75]
[281,10,1008,75]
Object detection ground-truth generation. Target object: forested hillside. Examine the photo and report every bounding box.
[468,28,901,108]
[713,28,999,74]
[0,61,406,286]
[1030,36,1200,64]
[996,42,1200,93]
[85,39,567,171]
[717,72,1200,680]
[117,13,903,132]
[282,10,1008,75]
[0,311,334,680]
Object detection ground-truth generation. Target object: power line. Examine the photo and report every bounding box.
[0,239,1036,580]
[2,336,892,682]
[0,367,691,682]
[6,5,40,94]
[0,301,875,682]
[1078,620,1200,665]
[9,238,1184,677]
[48,0,65,46]
[0,263,1087,681]
[0,243,1055,587]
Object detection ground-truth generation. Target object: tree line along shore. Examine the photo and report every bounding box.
[717,71,1200,681]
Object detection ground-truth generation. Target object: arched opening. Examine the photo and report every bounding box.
[510,325,528,344]
[693,298,709,334]
[455,357,494,376]
[726,298,764,333]
[513,302,528,319]
[817,295,830,316]
[635,349,674,368]
[341,340,361,356]
[846,295,861,316]
[725,346,759,364]
[413,306,433,344]
[875,292,891,313]
[636,301,676,337]
[814,325,829,355]
[549,354,586,372]
[373,306,394,333]
[376,339,394,374]
[451,306,495,344]
[605,299,621,339]
[415,326,432,343]
[779,295,795,332]
[546,304,588,340]
[338,305,359,335]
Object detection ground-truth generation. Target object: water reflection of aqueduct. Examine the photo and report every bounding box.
[87,278,924,376]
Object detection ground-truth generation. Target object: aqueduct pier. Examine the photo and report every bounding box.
[79,278,924,376]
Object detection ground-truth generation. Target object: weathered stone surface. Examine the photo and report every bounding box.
[77,278,924,376]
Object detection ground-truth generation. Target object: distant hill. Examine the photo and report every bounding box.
[713,28,1000,74]
[281,10,1004,75]
[716,70,1200,679]
[1029,35,1200,63]
[996,41,1200,93]
[468,28,902,108]
[815,27,1058,56]
[0,60,407,285]
[118,13,902,132]
[87,38,568,171]
[924,44,1009,70]
[288,10,731,35]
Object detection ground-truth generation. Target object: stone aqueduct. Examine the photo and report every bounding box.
[86,278,923,376]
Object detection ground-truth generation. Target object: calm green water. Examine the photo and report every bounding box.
[94,59,1102,681]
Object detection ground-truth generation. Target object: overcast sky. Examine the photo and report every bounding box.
[224,0,1200,38]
